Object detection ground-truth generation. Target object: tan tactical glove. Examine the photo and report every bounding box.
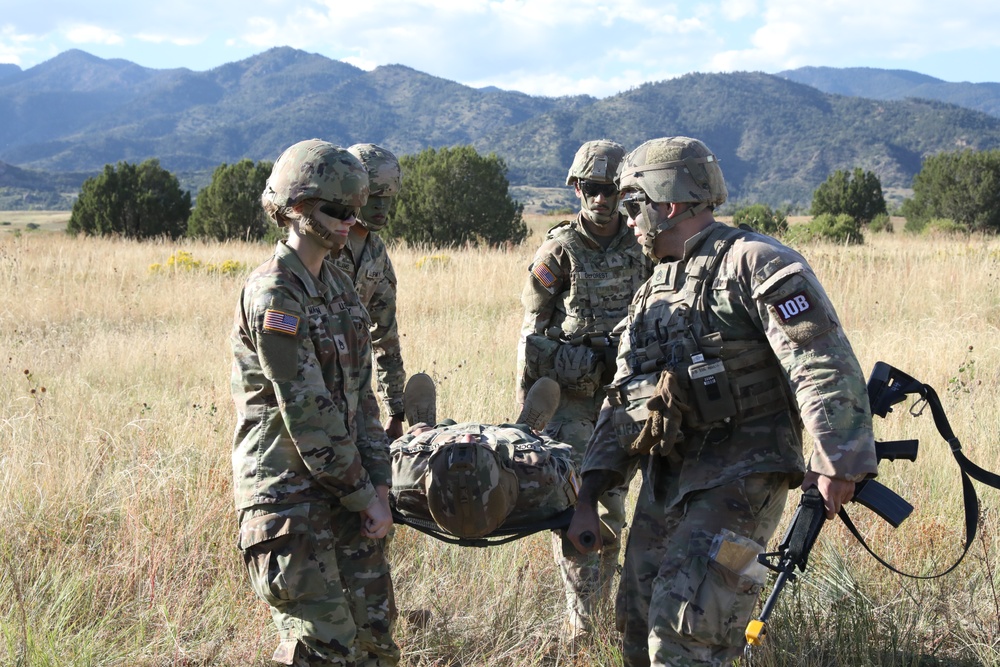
[630,370,690,456]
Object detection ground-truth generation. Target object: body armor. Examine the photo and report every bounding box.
[607,225,792,448]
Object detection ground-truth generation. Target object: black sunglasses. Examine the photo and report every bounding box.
[579,180,618,198]
[319,202,359,221]
[620,192,650,219]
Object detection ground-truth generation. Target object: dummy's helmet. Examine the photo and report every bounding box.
[425,433,519,538]
[617,136,727,257]
[347,143,401,232]
[261,139,369,225]
[566,139,626,186]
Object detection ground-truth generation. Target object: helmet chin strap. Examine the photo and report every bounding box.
[298,204,338,250]
[640,201,709,259]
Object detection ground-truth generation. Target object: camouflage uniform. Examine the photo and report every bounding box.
[390,421,579,538]
[332,234,404,417]
[582,221,878,666]
[518,209,652,629]
[232,240,399,666]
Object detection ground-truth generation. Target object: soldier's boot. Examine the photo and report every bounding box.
[402,372,436,427]
[515,377,561,432]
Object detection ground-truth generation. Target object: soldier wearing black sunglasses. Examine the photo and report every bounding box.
[516,139,652,641]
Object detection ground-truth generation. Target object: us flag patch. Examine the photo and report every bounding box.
[263,309,300,335]
[532,262,557,288]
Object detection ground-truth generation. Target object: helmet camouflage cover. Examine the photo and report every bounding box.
[347,143,402,196]
[261,138,369,223]
[566,139,627,185]
[616,136,727,206]
[425,433,519,538]
[617,137,727,258]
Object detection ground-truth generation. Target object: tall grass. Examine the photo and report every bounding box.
[3,227,1000,666]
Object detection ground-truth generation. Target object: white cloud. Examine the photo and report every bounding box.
[0,25,38,66]
[63,24,124,46]
[2,0,1000,91]
[708,0,1000,73]
[135,33,204,47]
[719,0,758,21]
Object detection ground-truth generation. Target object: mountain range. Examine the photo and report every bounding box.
[2,48,1000,211]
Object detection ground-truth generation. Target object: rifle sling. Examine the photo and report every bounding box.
[841,374,995,579]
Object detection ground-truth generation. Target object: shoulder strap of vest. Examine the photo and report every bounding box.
[684,224,750,337]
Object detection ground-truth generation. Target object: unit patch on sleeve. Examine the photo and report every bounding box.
[772,291,812,323]
[532,262,558,289]
[263,309,300,336]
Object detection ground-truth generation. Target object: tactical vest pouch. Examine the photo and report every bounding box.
[687,356,738,424]
[524,334,560,382]
[606,371,660,450]
[554,344,604,397]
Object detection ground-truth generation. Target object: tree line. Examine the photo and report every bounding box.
[67,146,1000,246]
[67,146,525,247]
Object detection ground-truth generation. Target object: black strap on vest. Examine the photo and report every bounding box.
[390,505,575,548]
[840,361,1000,578]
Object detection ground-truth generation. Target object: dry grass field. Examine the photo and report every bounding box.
[4,215,1000,666]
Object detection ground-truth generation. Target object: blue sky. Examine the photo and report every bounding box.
[1,0,998,97]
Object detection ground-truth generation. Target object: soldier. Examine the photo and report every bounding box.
[332,143,408,440]
[231,139,399,667]
[516,139,652,637]
[567,136,878,666]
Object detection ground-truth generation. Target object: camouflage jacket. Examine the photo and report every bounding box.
[332,230,405,416]
[231,241,391,512]
[583,222,877,505]
[516,212,651,404]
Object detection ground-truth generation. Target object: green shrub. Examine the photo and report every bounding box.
[732,203,788,237]
[785,213,864,245]
[868,213,893,234]
[920,218,968,236]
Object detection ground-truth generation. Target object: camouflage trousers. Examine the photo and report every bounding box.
[546,415,630,633]
[238,503,399,667]
[617,471,789,667]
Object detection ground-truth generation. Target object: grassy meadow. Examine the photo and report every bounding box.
[4,214,1000,666]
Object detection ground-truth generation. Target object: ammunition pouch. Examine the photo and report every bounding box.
[524,334,560,382]
[554,344,604,397]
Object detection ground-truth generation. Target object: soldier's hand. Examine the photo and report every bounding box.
[361,486,393,539]
[384,415,404,440]
[567,504,602,554]
[802,471,856,519]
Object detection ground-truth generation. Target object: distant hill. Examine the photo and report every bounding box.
[482,71,1000,204]
[0,63,20,83]
[3,50,1000,210]
[778,66,1000,118]
[0,160,88,209]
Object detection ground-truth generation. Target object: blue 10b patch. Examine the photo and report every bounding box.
[774,291,812,322]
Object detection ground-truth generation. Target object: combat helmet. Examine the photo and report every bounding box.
[261,138,369,247]
[566,139,626,185]
[348,143,402,232]
[617,136,727,258]
[425,432,519,538]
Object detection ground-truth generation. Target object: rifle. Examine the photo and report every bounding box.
[746,361,1000,649]
[744,440,917,646]
[545,326,619,350]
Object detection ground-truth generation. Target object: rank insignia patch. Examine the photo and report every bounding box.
[532,262,557,288]
[263,309,300,335]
